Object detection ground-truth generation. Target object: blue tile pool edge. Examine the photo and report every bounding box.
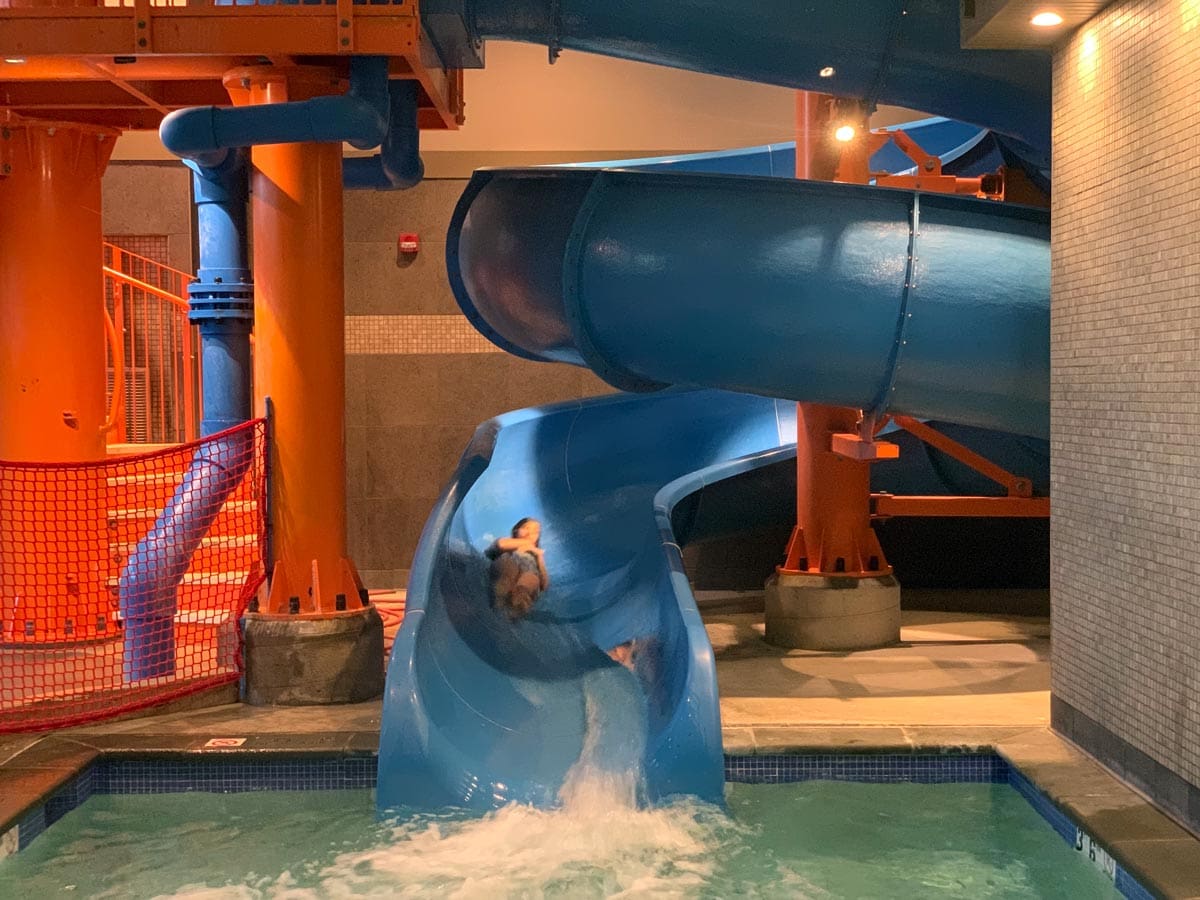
[0,752,1158,899]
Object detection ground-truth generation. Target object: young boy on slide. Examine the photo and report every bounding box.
[487,517,549,621]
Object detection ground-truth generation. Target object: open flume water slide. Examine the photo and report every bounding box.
[377,1,1051,811]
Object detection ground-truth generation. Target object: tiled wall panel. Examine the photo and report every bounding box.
[343,179,612,587]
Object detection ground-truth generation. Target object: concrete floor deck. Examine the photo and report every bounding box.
[2,593,1198,897]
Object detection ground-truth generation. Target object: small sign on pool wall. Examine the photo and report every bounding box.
[203,738,247,748]
[0,826,17,862]
[1075,827,1117,881]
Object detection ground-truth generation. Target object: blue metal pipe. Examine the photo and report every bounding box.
[119,152,255,681]
[159,57,390,168]
[344,80,425,191]
[444,0,1050,152]
[129,57,426,680]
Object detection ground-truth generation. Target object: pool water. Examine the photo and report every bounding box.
[0,778,1120,899]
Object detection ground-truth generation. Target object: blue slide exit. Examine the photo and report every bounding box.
[380,1,1052,811]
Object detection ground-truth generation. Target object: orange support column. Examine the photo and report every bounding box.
[763,94,900,651]
[226,68,382,704]
[0,112,118,644]
[0,113,116,463]
[779,404,891,577]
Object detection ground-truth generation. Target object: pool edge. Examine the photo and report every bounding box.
[2,726,1196,898]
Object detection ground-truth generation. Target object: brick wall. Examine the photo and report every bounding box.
[1051,0,1200,823]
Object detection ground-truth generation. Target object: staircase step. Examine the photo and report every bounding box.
[106,501,259,541]
[106,571,253,612]
[110,533,258,573]
[105,470,258,505]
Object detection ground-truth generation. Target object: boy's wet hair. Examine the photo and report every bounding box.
[511,517,540,544]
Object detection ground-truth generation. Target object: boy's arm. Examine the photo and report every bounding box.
[492,537,534,553]
[533,548,550,590]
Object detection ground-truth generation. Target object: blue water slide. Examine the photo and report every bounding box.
[380,0,1053,811]
[426,0,1051,151]
[378,162,1049,810]
[380,390,799,809]
[449,168,1049,437]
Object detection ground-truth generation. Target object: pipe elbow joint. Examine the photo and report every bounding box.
[160,107,229,168]
[384,154,425,190]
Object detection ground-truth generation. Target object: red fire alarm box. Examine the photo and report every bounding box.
[397,232,420,254]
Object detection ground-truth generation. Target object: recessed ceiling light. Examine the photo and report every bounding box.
[819,66,835,78]
[1031,11,1064,26]
[4,57,26,65]
[834,125,857,143]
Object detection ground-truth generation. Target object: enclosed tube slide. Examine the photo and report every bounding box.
[431,0,1051,151]
[450,169,1049,438]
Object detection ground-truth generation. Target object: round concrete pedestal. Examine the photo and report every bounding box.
[765,572,901,650]
[243,606,384,705]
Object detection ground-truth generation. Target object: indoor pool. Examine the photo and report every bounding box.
[0,776,1120,898]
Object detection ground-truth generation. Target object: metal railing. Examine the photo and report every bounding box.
[103,243,199,444]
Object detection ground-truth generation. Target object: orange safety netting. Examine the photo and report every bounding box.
[0,420,266,732]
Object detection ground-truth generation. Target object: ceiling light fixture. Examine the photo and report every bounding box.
[819,66,835,78]
[1031,11,1064,26]
[834,125,857,143]
[4,57,26,64]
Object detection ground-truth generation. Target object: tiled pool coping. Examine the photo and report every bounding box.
[0,749,1160,900]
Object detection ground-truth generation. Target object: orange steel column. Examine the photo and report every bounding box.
[227,68,364,617]
[0,112,118,644]
[0,112,116,462]
[780,404,890,577]
[779,94,891,579]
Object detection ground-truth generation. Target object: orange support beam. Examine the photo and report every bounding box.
[780,94,892,579]
[892,415,1033,497]
[872,495,1050,518]
[0,111,118,643]
[870,416,1050,520]
[229,66,365,618]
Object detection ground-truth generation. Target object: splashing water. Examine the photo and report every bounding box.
[315,665,725,898]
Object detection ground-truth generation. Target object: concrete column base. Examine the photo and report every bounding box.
[243,606,384,706]
[765,572,901,651]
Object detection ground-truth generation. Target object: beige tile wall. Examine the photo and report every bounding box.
[343,178,612,588]
[101,162,193,273]
[1052,0,1200,790]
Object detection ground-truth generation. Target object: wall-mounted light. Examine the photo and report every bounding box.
[1030,11,1064,26]
[3,57,26,65]
[834,124,857,143]
[819,66,835,78]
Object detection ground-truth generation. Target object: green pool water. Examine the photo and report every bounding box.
[0,781,1121,899]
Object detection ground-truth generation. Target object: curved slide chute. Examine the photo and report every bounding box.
[380,389,799,809]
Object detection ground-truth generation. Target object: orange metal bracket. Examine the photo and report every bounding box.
[870,416,1050,519]
[831,431,899,461]
[866,129,1005,200]
[892,415,1032,497]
